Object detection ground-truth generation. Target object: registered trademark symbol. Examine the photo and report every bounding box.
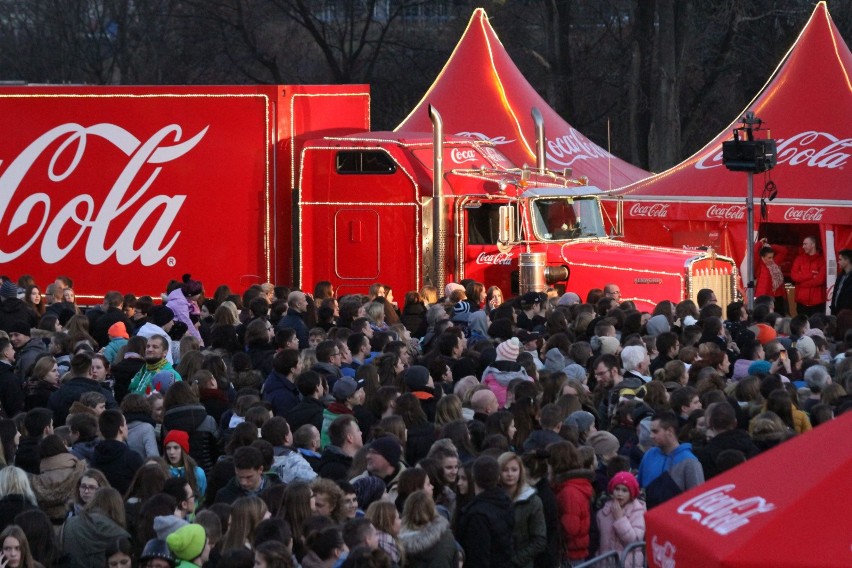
[167,256,176,267]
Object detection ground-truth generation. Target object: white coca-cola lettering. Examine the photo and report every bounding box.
[450,148,478,164]
[676,484,775,535]
[455,131,515,145]
[695,131,852,170]
[475,252,513,265]
[0,122,207,264]
[783,206,825,221]
[629,203,669,217]
[706,204,746,220]
[545,128,611,167]
[651,536,676,568]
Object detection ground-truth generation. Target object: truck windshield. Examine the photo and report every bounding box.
[530,197,606,240]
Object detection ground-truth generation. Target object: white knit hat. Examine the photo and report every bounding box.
[496,337,521,362]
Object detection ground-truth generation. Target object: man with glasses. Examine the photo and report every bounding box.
[311,340,344,389]
[603,283,622,303]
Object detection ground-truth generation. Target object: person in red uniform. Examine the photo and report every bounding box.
[754,238,787,315]
[791,236,826,316]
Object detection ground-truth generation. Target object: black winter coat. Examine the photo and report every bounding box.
[457,487,515,568]
[90,440,144,495]
[315,446,353,482]
[0,494,37,534]
[48,377,118,426]
[696,428,761,479]
[286,397,325,432]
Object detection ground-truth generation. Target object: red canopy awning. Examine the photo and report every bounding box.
[645,411,852,568]
[617,1,852,211]
[395,8,650,190]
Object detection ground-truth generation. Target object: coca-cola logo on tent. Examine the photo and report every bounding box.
[694,131,852,170]
[676,484,775,535]
[629,203,670,217]
[783,207,825,221]
[706,204,746,220]
[546,128,612,167]
[0,123,205,265]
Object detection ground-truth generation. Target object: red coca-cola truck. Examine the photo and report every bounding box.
[0,84,735,309]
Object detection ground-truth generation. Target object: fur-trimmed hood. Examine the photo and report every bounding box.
[399,515,450,555]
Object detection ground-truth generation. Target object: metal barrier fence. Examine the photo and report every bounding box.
[571,542,647,568]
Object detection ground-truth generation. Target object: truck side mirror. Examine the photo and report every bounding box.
[498,205,515,245]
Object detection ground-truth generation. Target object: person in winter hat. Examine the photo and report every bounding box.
[482,338,531,407]
[166,523,211,567]
[595,472,646,567]
[102,321,129,365]
[139,538,177,568]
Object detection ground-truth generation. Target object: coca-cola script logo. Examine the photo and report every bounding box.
[783,207,825,222]
[476,252,513,265]
[706,204,746,220]
[629,203,670,218]
[650,536,676,568]
[0,123,206,265]
[676,484,775,535]
[450,148,478,165]
[695,131,852,170]
[546,128,611,167]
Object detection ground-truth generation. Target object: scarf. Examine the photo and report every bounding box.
[767,261,784,292]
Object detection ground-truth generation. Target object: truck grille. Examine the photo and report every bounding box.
[690,264,737,307]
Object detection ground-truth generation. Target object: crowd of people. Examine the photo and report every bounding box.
[0,256,850,568]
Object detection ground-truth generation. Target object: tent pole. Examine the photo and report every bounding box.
[746,172,755,310]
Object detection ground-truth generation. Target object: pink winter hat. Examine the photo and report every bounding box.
[608,471,640,500]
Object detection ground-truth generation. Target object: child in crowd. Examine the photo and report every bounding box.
[595,472,646,566]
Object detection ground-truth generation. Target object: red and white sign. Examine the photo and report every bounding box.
[676,484,775,535]
[783,206,825,221]
[475,251,513,265]
[0,87,277,298]
[629,203,670,217]
[706,204,746,220]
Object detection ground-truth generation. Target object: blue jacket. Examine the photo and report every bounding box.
[262,370,300,417]
[637,443,704,492]
[277,311,309,349]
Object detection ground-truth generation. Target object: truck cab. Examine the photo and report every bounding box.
[297,129,736,310]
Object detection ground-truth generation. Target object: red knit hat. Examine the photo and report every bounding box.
[608,471,640,500]
[164,430,190,454]
[755,323,777,346]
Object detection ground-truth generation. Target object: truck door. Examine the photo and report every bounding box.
[462,201,517,293]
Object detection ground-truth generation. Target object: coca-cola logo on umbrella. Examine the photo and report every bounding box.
[0,122,205,265]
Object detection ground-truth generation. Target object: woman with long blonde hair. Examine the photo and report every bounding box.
[497,452,546,568]
[365,500,403,566]
[398,490,457,568]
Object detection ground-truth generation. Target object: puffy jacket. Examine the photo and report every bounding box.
[31,452,86,522]
[0,298,37,333]
[482,361,531,407]
[754,243,786,297]
[166,288,203,344]
[272,446,318,484]
[552,469,595,561]
[126,411,159,458]
[399,515,457,568]
[595,498,647,567]
[14,337,48,382]
[162,403,218,436]
[791,251,826,306]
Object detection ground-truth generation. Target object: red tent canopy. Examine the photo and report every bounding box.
[395,8,650,190]
[645,411,852,567]
[614,2,852,287]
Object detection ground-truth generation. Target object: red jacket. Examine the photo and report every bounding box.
[552,470,595,561]
[791,252,826,306]
[754,243,786,297]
